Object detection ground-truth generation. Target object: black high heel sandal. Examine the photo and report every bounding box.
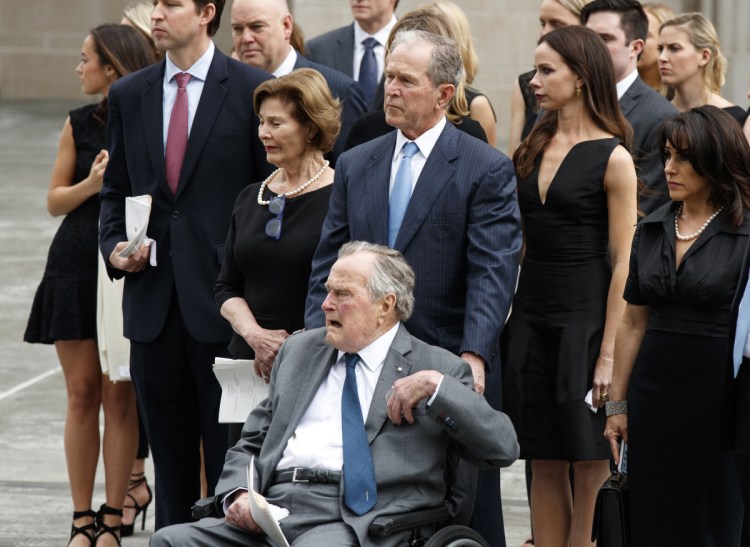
[68,509,96,546]
[95,504,123,546]
[121,472,153,537]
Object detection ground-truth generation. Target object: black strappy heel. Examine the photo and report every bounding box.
[95,504,123,546]
[68,509,96,546]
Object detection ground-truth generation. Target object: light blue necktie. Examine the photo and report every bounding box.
[388,141,419,247]
[358,37,379,106]
[341,353,377,515]
[733,275,750,377]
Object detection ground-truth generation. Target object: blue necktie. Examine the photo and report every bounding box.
[733,274,750,377]
[359,37,379,106]
[341,353,377,515]
[388,142,419,247]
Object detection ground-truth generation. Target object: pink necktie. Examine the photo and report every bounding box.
[165,72,191,194]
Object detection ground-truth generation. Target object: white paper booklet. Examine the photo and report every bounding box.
[247,456,290,547]
[213,357,268,423]
[118,195,152,258]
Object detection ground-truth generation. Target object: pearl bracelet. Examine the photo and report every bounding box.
[605,400,627,416]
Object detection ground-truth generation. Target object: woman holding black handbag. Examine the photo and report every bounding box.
[604,105,749,546]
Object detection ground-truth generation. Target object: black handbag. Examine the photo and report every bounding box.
[591,461,630,547]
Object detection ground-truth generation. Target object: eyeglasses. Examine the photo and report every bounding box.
[265,195,286,240]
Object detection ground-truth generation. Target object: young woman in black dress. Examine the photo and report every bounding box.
[505,26,637,546]
[24,24,155,547]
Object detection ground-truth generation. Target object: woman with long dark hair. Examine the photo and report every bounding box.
[24,24,156,547]
[504,25,638,546]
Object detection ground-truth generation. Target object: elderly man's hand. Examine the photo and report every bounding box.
[387,370,443,425]
[224,491,262,534]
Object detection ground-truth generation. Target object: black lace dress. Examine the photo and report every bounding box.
[24,104,104,343]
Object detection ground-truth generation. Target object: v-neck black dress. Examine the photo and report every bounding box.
[503,138,619,461]
[623,202,746,545]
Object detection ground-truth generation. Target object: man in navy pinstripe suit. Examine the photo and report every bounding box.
[305,30,522,547]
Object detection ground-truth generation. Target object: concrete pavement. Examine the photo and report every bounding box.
[0,100,531,547]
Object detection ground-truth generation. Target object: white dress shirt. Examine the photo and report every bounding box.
[616,69,639,100]
[389,116,447,196]
[352,15,397,82]
[277,323,400,470]
[162,41,215,150]
[273,46,298,77]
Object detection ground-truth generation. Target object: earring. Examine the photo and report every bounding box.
[575,87,582,97]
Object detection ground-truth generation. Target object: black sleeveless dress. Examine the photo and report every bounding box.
[503,138,619,461]
[24,104,104,343]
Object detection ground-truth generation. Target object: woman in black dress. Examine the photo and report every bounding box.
[23,25,155,547]
[504,26,637,546]
[605,106,749,546]
[214,69,340,444]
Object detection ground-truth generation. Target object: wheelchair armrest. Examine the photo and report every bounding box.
[191,496,222,520]
[368,505,451,537]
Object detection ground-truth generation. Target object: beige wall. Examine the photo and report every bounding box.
[1,0,747,149]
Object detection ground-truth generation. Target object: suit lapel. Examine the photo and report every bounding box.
[619,77,643,118]
[394,123,458,250]
[365,324,412,443]
[174,51,229,199]
[334,24,356,76]
[365,133,397,244]
[140,62,169,198]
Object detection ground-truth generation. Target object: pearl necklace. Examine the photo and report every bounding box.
[257,160,329,206]
[674,203,724,241]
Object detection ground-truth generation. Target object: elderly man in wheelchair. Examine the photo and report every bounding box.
[151,242,519,546]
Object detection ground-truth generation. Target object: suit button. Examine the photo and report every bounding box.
[171,210,180,219]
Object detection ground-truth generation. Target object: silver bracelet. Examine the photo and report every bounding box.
[605,400,627,416]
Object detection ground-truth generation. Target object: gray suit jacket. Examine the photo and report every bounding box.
[620,76,676,215]
[216,325,519,545]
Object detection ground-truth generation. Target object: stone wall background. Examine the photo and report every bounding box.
[1,0,746,149]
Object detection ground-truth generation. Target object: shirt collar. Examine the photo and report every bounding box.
[353,14,397,47]
[393,116,447,162]
[273,46,298,77]
[165,41,215,84]
[616,69,639,100]
[336,322,400,373]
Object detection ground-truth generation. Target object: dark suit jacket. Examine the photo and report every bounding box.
[304,121,522,365]
[99,49,273,343]
[345,109,487,150]
[292,54,367,165]
[620,76,677,215]
[305,23,385,111]
[217,325,519,545]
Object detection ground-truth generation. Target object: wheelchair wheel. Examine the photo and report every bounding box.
[423,525,490,547]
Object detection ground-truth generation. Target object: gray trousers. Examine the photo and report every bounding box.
[150,482,411,547]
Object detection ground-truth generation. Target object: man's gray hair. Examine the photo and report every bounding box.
[388,29,463,89]
[337,241,415,321]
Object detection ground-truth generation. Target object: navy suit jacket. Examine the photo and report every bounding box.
[620,76,676,215]
[99,49,273,344]
[292,54,367,165]
[305,23,385,111]
[304,121,522,365]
